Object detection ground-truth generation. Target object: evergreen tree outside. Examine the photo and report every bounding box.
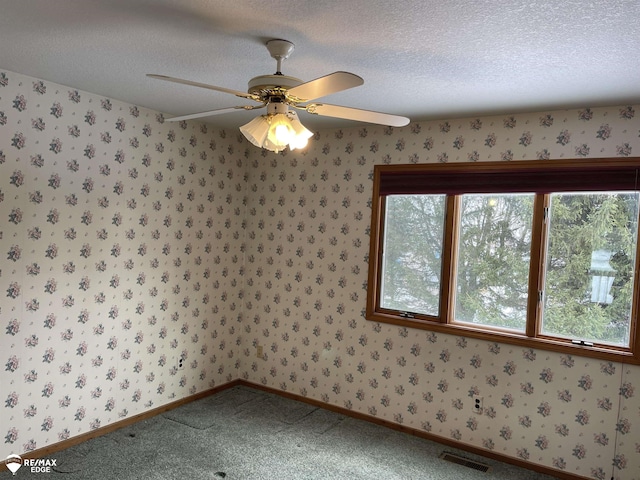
[542,192,639,346]
[454,194,533,331]
[381,195,445,316]
[379,190,639,347]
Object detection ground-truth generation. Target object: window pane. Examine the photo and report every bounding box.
[380,195,445,316]
[454,194,534,331]
[542,192,639,346]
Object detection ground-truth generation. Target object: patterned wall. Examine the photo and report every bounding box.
[2,68,640,479]
[240,108,640,480]
[0,70,245,460]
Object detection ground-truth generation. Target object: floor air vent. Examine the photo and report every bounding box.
[439,452,491,473]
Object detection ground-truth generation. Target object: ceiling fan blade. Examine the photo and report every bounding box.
[147,74,259,101]
[287,72,363,102]
[306,103,410,127]
[165,105,265,122]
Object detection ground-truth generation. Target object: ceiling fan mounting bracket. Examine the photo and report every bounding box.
[266,39,294,59]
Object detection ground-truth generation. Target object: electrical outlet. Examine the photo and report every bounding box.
[472,395,483,414]
[256,345,263,358]
[178,357,185,370]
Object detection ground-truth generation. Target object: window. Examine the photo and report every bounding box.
[367,159,640,363]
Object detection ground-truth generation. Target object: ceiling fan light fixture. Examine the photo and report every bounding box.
[268,114,295,147]
[288,111,313,150]
[239,115,270,148]
[240,105,313,153]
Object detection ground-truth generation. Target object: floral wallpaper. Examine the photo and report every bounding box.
[0,70,246,460]
[2,67,640,480]
[239,107,640,480]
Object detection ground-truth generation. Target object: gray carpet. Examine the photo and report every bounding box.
[1,386,560,479]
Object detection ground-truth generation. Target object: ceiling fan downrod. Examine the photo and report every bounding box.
[266,39,295,75]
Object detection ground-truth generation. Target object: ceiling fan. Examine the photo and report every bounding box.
[147,39,410,152]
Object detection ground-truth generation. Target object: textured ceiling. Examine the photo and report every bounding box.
[1,0,639,131]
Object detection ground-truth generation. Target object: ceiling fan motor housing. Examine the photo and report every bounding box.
[247,74,303,97]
